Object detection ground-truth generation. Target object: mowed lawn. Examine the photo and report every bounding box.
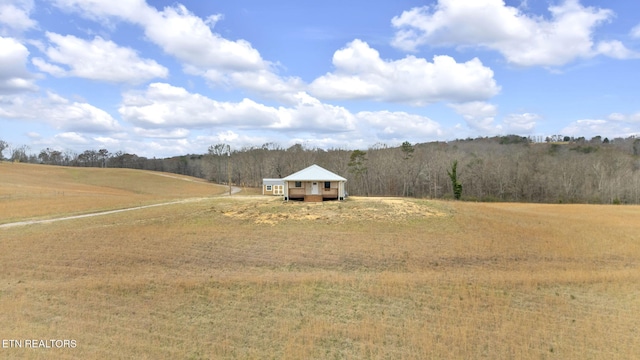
[1,164,639,359]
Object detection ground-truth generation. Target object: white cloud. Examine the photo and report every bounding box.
[50,1,257,71]
[0,0,36,35]
[561,119,609,138]
[133,127,190,139]
[632,24,640,39]
[273,92,357,132]
[502,113,539,133]
[31,57,65,77]
[607,112,639,123]
[113,131,275,158]
[309,39,500,105]
[27,132,123,155]
[143,5,263,72]
[0,91,122,132]
[119,83,279,129]
[52,0,262,71]
[46,94,122,132]
[195,131,270,149]
[93,136,123,145]
[50,0,150,24]
[142,5,304,100]
[120,83,359,134]
[392,0,635,67]
[33,33,168,84]
[596,41,640,60]
[51,0,255,69]
[117,82,454,151]
[51,0,301,99]
[561,113,640,138]
[226,69,304,104]
[449,101,499,131]
[356,110,444,140]
[55,132,90,144]
[0,36,37,94]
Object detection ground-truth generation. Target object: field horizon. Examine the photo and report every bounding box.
[1,163,639,359]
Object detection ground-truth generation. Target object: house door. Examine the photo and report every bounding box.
[311,182,319,195]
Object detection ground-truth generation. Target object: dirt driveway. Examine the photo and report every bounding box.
[0,186,242,229]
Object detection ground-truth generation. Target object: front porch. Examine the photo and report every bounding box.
[288,187,339,201]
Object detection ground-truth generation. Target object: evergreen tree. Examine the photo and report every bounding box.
[447,160,463,200]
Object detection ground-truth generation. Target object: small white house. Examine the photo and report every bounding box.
[262,178,285,196]
[282,164,347,202]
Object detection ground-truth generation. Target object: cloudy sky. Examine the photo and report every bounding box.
[1,0,640,157]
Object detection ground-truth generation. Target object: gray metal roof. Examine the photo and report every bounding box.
[262,178,285,185]
[282,164,347,182]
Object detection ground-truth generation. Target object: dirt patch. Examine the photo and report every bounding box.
[217,196,447,225]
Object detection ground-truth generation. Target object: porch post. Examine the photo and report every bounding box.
[284,181,289,201]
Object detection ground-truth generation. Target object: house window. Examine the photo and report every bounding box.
[295,181,302,188]
[266,185,272,191]
[324,181,331,189]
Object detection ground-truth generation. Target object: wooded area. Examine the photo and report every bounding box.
[2,135,640,204]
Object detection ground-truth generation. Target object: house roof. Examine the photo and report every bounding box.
[263,178,285,185]
[282,164,347,182]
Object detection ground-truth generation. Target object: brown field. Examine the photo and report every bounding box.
[0,162,225,224]
[1,163,639,359]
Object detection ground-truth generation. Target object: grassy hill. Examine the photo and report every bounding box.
[1,164,639,359]
[0,162,226,224]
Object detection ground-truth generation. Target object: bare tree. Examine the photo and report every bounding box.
[98,149,109,168]
[348,150,368,196]
[400,141,415,197]
[7,134,640,204]
[11,145,30,163]
[207,143,230,183]
[0,140,7,161]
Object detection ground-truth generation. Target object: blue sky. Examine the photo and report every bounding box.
[1,0,639,158]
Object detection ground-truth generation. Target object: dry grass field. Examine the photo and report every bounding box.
[0,162,226,224]
[1,163,639,359]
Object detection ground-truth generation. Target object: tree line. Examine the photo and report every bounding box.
[2,135,640,204]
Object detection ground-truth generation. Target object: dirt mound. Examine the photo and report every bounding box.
[216,196,447,225]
